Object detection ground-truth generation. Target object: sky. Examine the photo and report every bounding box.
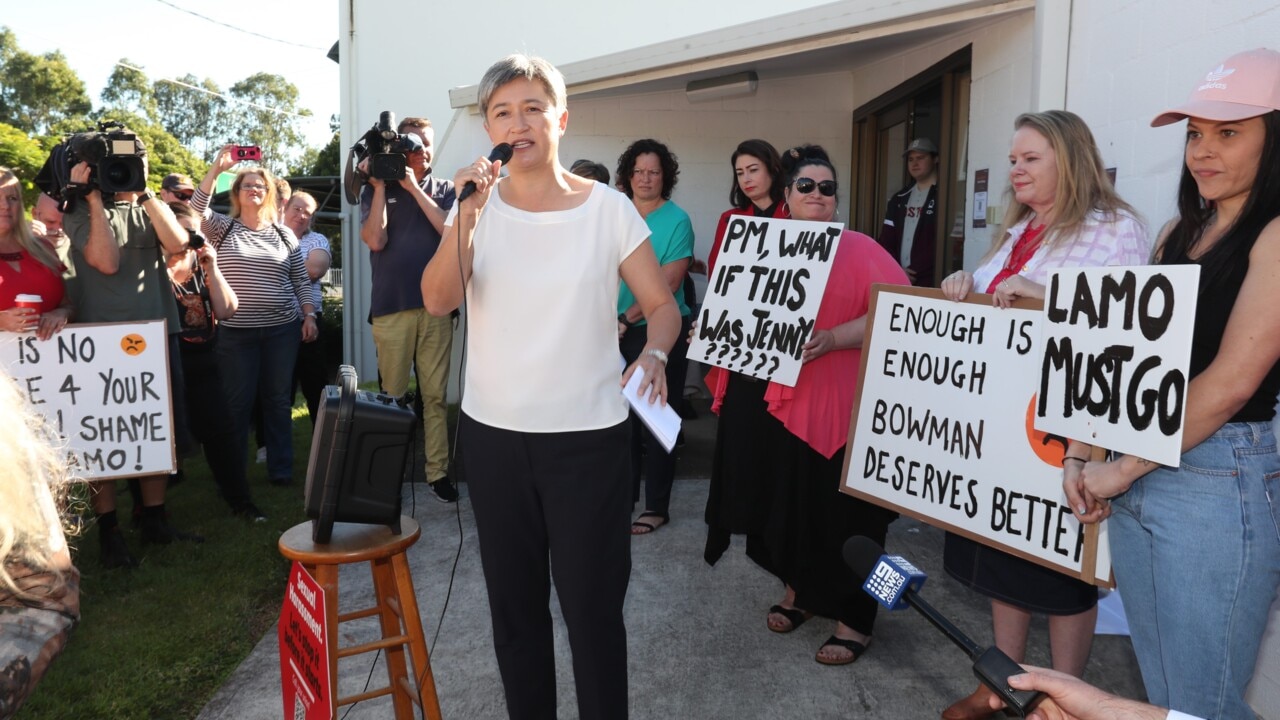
[2,0,340,149]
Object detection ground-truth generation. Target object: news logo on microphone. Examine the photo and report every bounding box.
[863,555,927,611]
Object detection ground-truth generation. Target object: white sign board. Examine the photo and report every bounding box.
[842,286,1110,586]
[1,320,175,480]
[1035,266,1199,467]
[690,216,843,386]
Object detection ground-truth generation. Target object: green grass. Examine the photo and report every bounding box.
[21,404,318,720]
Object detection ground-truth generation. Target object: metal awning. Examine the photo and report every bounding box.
[447,0,1031,108]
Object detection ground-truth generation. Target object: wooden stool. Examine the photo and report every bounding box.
[279,516,442,720]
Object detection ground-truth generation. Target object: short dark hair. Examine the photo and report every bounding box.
[615,138,679,200]
[729,139,784,210]
[569,159,610,184]
[1161,110,1280,285]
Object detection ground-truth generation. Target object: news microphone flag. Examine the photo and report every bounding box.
[862,554,928,611]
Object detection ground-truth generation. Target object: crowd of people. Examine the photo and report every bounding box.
[1,43,1278,720]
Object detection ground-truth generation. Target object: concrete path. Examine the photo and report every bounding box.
[197,477,1143,719]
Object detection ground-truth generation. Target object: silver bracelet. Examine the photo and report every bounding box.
[644,348,668,365]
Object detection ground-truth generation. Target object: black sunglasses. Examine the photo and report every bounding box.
[793,177,837,197]
[172,190,194,201]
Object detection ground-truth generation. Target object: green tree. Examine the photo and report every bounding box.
[0,121,51,205]
[292,131,340,177]
[0,27,92,134]
[227,73,311,175]
[101,59,159,124]
[154,74,228,163]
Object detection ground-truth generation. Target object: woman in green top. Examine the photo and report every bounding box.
[615,138,695,534]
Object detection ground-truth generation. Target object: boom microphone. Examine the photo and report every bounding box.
[843,537,1045,718]
[457,143,513,203]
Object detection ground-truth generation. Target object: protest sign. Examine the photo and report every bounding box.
[841,286,1110,586]
[0,320,175,479]
[1035,266,1199,467]
[279,561,332,720]
[691,216,843,386]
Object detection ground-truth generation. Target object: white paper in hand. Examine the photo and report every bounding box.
[622,365,682,453]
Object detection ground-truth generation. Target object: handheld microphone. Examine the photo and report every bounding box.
[844,537,1046,718]
[457,143,513,203]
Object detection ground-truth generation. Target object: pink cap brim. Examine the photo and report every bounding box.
[1151,99,1273,127]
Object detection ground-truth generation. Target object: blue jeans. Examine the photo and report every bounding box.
[215,321,302,482]
[1110,421,1280,720]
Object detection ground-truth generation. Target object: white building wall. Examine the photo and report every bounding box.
[848,12,1035,269]
[561,73,856,270]
[1067,0,1280,238]
[337,0,840,378]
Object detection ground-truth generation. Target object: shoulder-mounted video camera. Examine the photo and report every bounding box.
[35,121,148,209]
[342,111,419,203]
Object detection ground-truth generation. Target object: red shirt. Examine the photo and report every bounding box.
[0,251,65,312]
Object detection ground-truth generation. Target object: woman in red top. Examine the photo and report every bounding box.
[706,139,790,272]
[703,146,909,665]
[0,168,70,340]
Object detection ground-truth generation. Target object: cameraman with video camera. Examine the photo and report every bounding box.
[54,129,203,568]
[358,115,459,503]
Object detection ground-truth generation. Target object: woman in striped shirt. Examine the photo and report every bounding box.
[193,146,316,486]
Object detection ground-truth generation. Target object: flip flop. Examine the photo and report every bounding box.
[767,605,812,633]
[815,635,869,666]
[630,511,667,535]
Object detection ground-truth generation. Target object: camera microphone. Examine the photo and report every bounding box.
[457,143,514,204]
[377,111,397,140]
[843,537,1046,717]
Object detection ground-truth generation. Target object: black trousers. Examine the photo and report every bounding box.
[179,345,252,507]
[459,413,631,720]
[294,314,334,423]
[619,315,691,518]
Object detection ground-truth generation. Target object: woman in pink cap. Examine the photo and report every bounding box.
[1069,48,1280,720]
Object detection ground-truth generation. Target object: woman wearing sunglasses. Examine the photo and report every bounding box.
[704,145,908,665]
[936,110,1149,720]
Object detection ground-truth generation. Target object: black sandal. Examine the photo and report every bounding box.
[630,511,667,535]
[767,605,812,633]
[815,635,869,665]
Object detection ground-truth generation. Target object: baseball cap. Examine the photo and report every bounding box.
[1151,48,1280,127]
[903,138,938,157]
[162,173,195,192]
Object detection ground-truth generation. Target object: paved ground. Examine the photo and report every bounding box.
[197,399,1144,720]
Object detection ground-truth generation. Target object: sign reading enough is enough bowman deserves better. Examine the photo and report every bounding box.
[841,286,1110,586]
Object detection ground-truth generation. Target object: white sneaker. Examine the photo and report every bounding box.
[255,447,267,464]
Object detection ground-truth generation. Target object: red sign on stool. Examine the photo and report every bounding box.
[279,561,332,719]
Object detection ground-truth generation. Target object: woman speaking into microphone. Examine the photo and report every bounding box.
[421,54,679,720]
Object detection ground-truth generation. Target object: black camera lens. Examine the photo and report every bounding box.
[98,158,147,194]
[185,227,206,250]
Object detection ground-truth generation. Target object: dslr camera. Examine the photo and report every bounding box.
[35,121,147,203]
[342,111,419,202]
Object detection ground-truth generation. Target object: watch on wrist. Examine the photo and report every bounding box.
[138,189,155,204]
